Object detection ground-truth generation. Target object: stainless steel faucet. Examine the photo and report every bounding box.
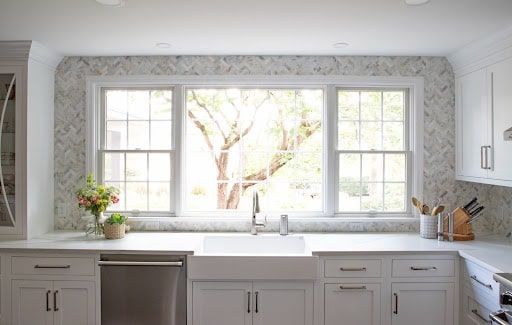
[251,191,266,235]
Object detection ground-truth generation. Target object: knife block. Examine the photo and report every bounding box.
[443,207,475,241]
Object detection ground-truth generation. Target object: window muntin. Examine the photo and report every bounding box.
[100,88,174,213]
[184,88,323,212]
[337,89,409,213]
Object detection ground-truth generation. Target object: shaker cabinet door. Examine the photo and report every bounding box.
[11,280,54,325]
[53,281,95,325]
[324,283,381,325]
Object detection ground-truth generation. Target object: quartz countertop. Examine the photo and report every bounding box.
[0,232,511,272]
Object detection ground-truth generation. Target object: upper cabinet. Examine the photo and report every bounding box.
[455,57,512,187]
[0,41,61,239]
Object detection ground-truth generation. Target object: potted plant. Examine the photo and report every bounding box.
[76,173,120,237]
[104,213,128,240]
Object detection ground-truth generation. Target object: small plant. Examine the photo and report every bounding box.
[106,213,127,225]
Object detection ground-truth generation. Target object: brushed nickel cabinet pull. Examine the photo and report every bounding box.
[54,290,59,311]
[481,146,485,169]
[46,290,51,312]
[410,266,437,271]
[393,293,398,315]
[340,267,367,272]
[339,285,367,290]
[471,309,491,323]
[34,265,71,269]
[247,292,251,314]
[470,275,493,289]
[484,146,492,170]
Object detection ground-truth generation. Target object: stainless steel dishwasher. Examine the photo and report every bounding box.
[99,254,186,325]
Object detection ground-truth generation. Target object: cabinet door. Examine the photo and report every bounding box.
[252,282,313,325]
[192,282,252,325]
[324,283,381,325]
[11,280,54,325]
[391,283,454,325]
[53,281,95,325]
[456,69,489,178]
[487,58,512,182]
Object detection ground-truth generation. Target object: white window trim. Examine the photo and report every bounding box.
[86,75,424,220]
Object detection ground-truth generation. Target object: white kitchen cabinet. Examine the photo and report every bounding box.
[11,279,95,325]
[11,280,54,325]
[192,282,253,325]
[324,283,381,325]
[456,68,489,179]
[53,281,95,325]
[192,281,313,325]
[391,282,454,325]
[456,57,512,186]
[252,282,313,325]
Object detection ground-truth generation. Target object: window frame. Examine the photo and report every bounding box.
[86,75,424,220]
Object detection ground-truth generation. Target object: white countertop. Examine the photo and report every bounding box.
[0,232,511,272]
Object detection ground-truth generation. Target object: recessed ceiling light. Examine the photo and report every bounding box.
[156,42,172,49]
[405,0,430,5]
[332,42,349,49]
[95,0,125,7]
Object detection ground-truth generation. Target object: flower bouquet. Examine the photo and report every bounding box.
[77,173,120,236]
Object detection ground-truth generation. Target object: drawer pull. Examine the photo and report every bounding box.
[471,309,491,323]
[34,265,71,269]
[339,285,367,290]
[340,267,367,272]
[410,266,437,271]
[470,275,493,289]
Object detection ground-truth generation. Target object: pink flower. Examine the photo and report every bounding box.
[111,195,119,204]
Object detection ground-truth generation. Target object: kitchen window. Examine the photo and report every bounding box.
[87,76,423,218]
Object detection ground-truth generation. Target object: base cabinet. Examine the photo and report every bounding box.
[391,283,454,325]
[192,281,313,325]
[11,280,95,325]
[324,283,381,325]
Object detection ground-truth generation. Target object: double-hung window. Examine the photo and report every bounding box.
[90,77,420,218]
[99,87,174,214]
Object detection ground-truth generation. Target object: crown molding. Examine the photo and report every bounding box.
[0,40,62,70]
[448,25,512,76]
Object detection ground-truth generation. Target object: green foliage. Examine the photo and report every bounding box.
[76,173,120,215]
[106,213,127,225]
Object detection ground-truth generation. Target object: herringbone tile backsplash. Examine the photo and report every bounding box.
[54,55,511,234]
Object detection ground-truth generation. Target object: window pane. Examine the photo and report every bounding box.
[148,153,170,181]
[106,121,127,149]
[127,91,149,120]
[383,91,404,121]
[104,153,125,181]
[126,182,147,211]
[339,154,360,183]
[338,91,359,120]
[338,121,359,150]
[149,182,170,211]
[106,90,127,120]
[126,153,147,181]
[383,122,404,150]
[361,183,383,211]
[128,121,149,149]
[151,121,172,149]
[267,182,321,211]
[362,153,383,182]
[360,91,381,120]
[339,183,360,212]
[185,88,323,212]
[360,121,382,150]
[151,90,172,120]
[385,154,406,182]
[384,183,406,212]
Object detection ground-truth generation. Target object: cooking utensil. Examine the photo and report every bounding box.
[463,197,478,211]
[469,206,484,217]
[431,205,445,216]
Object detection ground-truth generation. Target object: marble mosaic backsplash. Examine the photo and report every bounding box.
[53,55,512,234]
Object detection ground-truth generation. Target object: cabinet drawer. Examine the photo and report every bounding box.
[463,288,495,324]
[324,259,382,278]
[462,259,500,301]
[392,259,455,277]
[11,256,95,276]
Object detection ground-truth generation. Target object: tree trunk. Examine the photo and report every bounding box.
[216,152,229,209]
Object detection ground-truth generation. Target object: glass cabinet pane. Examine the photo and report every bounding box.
[0,73,16,227]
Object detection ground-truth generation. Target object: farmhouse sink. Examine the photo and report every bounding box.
[197,234,311,256]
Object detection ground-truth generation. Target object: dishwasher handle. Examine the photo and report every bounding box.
[98,261,183,267]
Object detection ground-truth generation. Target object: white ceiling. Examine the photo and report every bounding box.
[0,0,511,57]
